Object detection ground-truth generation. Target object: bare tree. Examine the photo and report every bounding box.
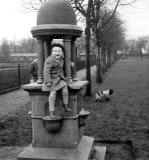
[136,37,148,59]
[84,0,93,95]
[128,39,136,54]
[89,0,137,83]
[123,41,130,54]
[18,38,37,53]
[1,39,10,58]
[99,12,125,72]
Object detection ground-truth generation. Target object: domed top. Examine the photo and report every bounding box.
[37,0,77,25]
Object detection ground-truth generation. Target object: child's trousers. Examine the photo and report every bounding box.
[48,85,68,112]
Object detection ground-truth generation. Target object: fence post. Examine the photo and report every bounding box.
[18,63,21,88]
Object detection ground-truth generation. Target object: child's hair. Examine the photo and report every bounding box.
[50,43,65,54]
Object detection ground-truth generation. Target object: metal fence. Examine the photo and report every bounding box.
[0,59,96,94]
[0,64,30,94]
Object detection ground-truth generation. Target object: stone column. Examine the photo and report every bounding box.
[36,37,45,84]
[63,36,72,82]
[71,38,77,81]
[44,39,52,59]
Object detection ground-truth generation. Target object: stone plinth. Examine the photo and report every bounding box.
[17,136,94,160]
[93,146,106,160]
[18,81,95,160]
[20,81,89,148]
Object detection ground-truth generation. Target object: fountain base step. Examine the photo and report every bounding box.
[17,136,94,160]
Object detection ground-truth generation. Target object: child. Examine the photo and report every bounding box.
[30,56,38,82]
[43,44,71,118]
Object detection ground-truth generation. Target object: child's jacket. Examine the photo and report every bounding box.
[42,55,67,91]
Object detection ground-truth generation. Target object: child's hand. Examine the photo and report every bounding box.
[30,79,35,83]
[46,82,52,87]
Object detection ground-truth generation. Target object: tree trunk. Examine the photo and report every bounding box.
[108,53,111,68]
[107,47,111,68]
[102,48,106,74]
[96,45,103,83]
[85,26,92,96]
[104,50,108,72]
[85,0,92,96]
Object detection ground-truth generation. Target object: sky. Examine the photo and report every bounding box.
[0,0,149,42]
[118,0,149,40]
[0,0,37,42]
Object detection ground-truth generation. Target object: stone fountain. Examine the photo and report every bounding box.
[17,0,95,160]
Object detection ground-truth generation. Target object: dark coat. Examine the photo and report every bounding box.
[42,55,67,91]
[30,58,38,81]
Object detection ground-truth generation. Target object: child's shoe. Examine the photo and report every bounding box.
[63,104,71,112]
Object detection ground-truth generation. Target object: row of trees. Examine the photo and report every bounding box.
[69,0,137,95]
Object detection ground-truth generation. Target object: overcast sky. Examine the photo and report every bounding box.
[0,0,37,42]
[0,0,149,42]
[118,0,149,39]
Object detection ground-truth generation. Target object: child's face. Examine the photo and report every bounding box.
[51,47,63,58]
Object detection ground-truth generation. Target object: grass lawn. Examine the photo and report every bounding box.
[0,57,149,160]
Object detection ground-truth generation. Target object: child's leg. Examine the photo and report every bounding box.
[62,85,68,105]
[49,91,56,117]
[62,85,71,112]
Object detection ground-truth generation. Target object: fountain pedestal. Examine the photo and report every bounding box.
[17,81,94,160]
